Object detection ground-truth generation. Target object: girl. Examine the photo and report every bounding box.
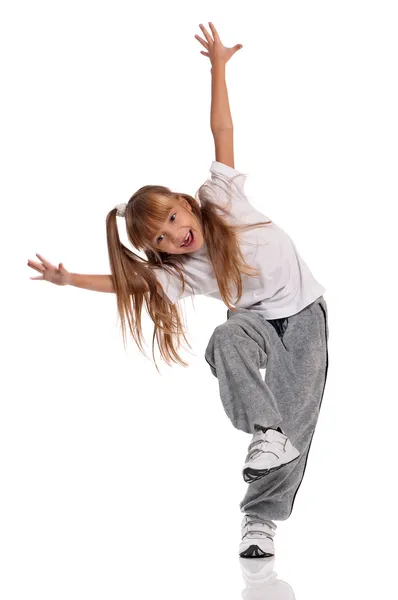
[27,22,329,559]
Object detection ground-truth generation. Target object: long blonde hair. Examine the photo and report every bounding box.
[105,171,272,371]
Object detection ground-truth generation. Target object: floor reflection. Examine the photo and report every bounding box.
[239,555,295,599]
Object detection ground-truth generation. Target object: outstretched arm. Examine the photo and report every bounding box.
[69,273,115,293]
[194,22,242,132]
[28,253,167,298]
[69,273,167,300]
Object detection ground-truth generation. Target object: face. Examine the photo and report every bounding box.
[151,196,204,254]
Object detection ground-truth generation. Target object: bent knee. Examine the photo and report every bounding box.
[210,321,243,344]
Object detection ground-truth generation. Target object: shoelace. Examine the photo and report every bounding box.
[246,430,286,462]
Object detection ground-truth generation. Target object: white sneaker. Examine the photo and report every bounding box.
[242,426,300,484]
[239,552,296,599]
[239,514,277,558]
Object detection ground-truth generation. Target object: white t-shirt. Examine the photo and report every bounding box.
[153,161,326,319]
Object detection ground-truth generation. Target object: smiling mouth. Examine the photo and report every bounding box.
[180,230,194,248]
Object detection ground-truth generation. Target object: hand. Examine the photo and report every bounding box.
[27,253,72,286]
[194,22,243,66]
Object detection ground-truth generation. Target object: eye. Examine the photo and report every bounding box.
[156,213,176,244]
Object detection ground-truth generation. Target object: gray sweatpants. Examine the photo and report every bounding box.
[204,295,329,522]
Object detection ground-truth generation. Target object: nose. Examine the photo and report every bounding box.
[172,231,184,247]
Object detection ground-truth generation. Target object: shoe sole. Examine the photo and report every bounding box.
[242,453,300,483]
[239,544,274,558]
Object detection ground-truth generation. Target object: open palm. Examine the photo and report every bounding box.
[195,22,243,66]
[27,253,71,286]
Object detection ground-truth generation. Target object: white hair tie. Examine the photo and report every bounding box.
[115,203,128,217]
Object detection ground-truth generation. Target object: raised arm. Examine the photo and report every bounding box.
[195,23,242,131]
[195,23,242,168]
[210,63,236,170]
[210,60,233,132]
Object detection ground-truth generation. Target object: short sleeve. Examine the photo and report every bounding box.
[153,265,195,305]
[210,160,247,192]
[198,161,250,213]
[210,160,247,184]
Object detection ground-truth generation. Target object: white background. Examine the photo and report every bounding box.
[1,1,397,598]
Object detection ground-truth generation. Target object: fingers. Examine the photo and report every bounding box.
[198,23,213,45]
[27,259,45,273]
[36,252,51,268]
[208,22,220,42]
[195,33,208,50]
